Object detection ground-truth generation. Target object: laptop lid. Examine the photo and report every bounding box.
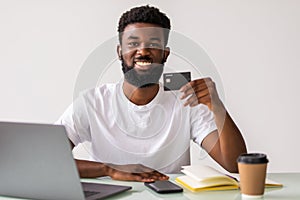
[0,121,131,200]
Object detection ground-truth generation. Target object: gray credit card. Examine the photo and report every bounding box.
[163,72,191,91]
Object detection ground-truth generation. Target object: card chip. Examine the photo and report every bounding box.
[163,72,191,91]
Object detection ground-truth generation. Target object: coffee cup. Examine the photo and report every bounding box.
[237,153,269,198]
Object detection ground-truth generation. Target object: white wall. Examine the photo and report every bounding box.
[1,0,299,172]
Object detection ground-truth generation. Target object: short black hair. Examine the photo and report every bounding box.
[118,5,171,45]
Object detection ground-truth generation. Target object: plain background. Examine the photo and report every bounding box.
[1,0,299,173]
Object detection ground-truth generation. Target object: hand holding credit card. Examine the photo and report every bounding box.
[163,72,191,91]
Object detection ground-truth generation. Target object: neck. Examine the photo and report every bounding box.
[122,80,159,105]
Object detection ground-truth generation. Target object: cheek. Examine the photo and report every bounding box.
[153,51,165,62]
[122,52,135,64]
[121,47,134,56]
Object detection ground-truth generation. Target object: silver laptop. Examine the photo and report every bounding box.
[0,121,132,200]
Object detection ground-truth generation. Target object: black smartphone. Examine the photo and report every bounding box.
[144,180,183,194]
[163,72,191,91]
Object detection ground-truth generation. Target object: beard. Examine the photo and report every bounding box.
[121,56,165,88]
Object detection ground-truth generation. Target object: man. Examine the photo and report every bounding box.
[57,5,247,182]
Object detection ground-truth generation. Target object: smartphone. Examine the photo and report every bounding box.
[163,72,191,91]
[144,180,183,194]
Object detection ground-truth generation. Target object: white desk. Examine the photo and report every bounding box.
[0,173,299,199]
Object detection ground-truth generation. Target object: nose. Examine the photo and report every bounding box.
[136,44,150,56]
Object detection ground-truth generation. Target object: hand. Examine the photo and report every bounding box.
[180,77,223,110]
[105,163,169,182]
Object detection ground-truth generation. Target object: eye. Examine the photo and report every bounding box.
[149,43,161,48]
[128,42,139,47]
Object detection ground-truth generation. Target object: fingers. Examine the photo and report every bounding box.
[133,164,169,180]
[111,171,168,182]
[134,170,169,182]
[151,170,169,181]
[180,77,215,107]
[184,92,211,107]
[108,164,169,182]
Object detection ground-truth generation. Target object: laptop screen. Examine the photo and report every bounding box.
[0,121,131,200]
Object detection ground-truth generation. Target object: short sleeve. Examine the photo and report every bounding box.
[190,104,217,146]
[55,94,91,146]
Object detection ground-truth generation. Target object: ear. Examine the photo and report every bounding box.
[163,47,170,62]
[117,45,122,60]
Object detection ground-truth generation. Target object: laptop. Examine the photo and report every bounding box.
[0,121,132,200]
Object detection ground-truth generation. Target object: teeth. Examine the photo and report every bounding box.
[135,61,151,66]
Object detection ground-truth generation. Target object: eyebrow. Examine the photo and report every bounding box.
[127,36,139,40]
[126,36,162,42]
[149,37,162,42]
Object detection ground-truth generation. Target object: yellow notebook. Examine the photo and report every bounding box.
[175,165,283,192]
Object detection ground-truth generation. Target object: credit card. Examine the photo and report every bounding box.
[163,72,191,91]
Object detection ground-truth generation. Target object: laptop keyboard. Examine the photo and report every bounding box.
[84,191,100,198]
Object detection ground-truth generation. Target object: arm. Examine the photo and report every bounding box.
[180,78,247,172]
[201,108,247,172]
[69,140,169,181]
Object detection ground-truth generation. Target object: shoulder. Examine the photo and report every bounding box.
[82,83,119,100]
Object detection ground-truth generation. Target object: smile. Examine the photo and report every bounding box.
[135,61,152,66]
[133,59,153,71]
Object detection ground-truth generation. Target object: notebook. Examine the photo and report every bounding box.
[0,121,132,200]
[175,165,282,192]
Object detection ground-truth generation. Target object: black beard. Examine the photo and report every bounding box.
[121,56,165,88]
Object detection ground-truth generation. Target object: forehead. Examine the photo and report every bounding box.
[122,23,165,41]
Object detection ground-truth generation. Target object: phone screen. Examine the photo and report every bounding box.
[144,180,183,194]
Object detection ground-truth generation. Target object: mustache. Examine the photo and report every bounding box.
[134,55,152,62]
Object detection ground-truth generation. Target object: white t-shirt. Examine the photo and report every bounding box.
[57,81,217,173]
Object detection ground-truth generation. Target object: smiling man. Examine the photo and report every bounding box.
[57,5,247,182]
[119,23,169,89]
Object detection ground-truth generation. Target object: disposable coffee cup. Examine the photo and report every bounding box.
[237,153,269,198]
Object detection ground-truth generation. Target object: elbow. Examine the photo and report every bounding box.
[224,164,238,173]
[222,152,248,173]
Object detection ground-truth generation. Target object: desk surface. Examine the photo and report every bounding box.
[0,173,299,199]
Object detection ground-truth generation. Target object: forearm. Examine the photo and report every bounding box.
[74,160,169,182]
[75,159,109,178]
[213,104,247,172]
